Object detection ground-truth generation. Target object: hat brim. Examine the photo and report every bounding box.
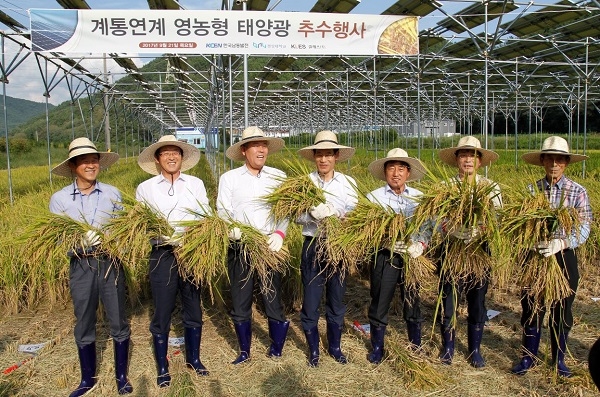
[368,156,427,182]
[297,142,355,162]
[521,150,588,166]
[138,140,200,175]
[51,152,120,178]
[438,146,499,167]
[225,136,285,162]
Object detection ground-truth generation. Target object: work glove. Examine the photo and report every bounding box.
[160,233,182,247]
[228,227,242,241]
[406,241,425,258]
[392,241,407,254]
[393,241,425,258]
[535,239,565,257]
[450,226,481,243]
[267,232,284,252]
[309,203,337,220]
[83,230,101,248]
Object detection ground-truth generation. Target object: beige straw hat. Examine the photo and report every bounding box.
[438,136,499,167]
[137,134,200,175]
[368,148,427,182]
[297,130,355,162]
[51,137,119,178]
[225,126,285,162]
[521,136,588,166]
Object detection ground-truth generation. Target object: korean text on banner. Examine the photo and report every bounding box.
[29,9,418,56]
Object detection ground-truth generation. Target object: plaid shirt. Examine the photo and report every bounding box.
[530,175,592,249]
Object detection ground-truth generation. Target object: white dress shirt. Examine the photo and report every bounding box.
[217,164,288,235]
[136,172,209,234]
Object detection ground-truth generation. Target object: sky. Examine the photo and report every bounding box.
[0,0,435,105]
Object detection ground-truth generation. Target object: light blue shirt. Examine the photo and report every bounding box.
[50,181,121,228]
[367,184,430,245]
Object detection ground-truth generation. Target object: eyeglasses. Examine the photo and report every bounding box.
[158,151,181,158]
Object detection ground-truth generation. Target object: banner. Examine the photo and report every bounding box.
[30,9,418,56]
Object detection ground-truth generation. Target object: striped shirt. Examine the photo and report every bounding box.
[531,175,592,249]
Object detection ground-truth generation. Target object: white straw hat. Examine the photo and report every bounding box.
[521,136,588,166]
[51,137,119,178]
[368,148,427,182]
[225,126,285,162]
[438,136,499,167]
[297,130,355,162]
[137,134,200,175]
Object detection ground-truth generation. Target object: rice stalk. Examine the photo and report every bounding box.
[500,184,580,310]
[262,158,326,222]
[413,170,502,283]
[174,211,230,302]
[384,328,449,390]
[234,221,291,296]
[324,193,435,288]
[101,198,173,270]
[17,211,91,306]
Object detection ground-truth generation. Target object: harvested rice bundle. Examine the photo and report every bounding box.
[233,221,291,296]
[412,174,502,283]
[174,211,229,300]
[18,212,94,305]
[101,199,173,269]
[20,211,91,266]
[501,187,579,309]
[384,328,448,390]
[262,158,327,222]
[325,194,435,289]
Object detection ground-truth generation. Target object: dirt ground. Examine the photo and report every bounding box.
[1,267,599,397]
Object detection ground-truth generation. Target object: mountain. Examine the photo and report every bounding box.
[0,96,54,133]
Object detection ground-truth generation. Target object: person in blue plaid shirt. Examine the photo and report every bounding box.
[512,136,592,378]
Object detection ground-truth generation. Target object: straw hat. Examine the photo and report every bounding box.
[51,137,119,178]
[521,136,588,166]
[297,130,355,162]
[368,148,427,182]
[138,134,200,175]
[225,126,285,162]
[438,136,499,167]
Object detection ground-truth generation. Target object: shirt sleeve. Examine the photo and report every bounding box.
[216,173,233,221]
[568,188,592,249]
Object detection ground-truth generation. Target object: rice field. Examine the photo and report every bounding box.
[0,138,599,396]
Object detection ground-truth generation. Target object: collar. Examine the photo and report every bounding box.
[542,175,566,190]
[156,172,186,184]
[385,183,410,196]
[241,164,265,177]
[74,180,102,194]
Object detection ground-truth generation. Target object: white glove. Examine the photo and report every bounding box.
[309,203,337,220]
[451,226,480,242]
[228,227,242,241]
[392,241,407,254]
[536,239,565,257]
[406,241,424,258]
[160,234,181,247]
[83,230,101,248]
[267,232,284,252]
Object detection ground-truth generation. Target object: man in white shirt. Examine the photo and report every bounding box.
[217,126,289,364]
[296,130,357,367]
[365,148,429,364]
[136,135,210,387]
